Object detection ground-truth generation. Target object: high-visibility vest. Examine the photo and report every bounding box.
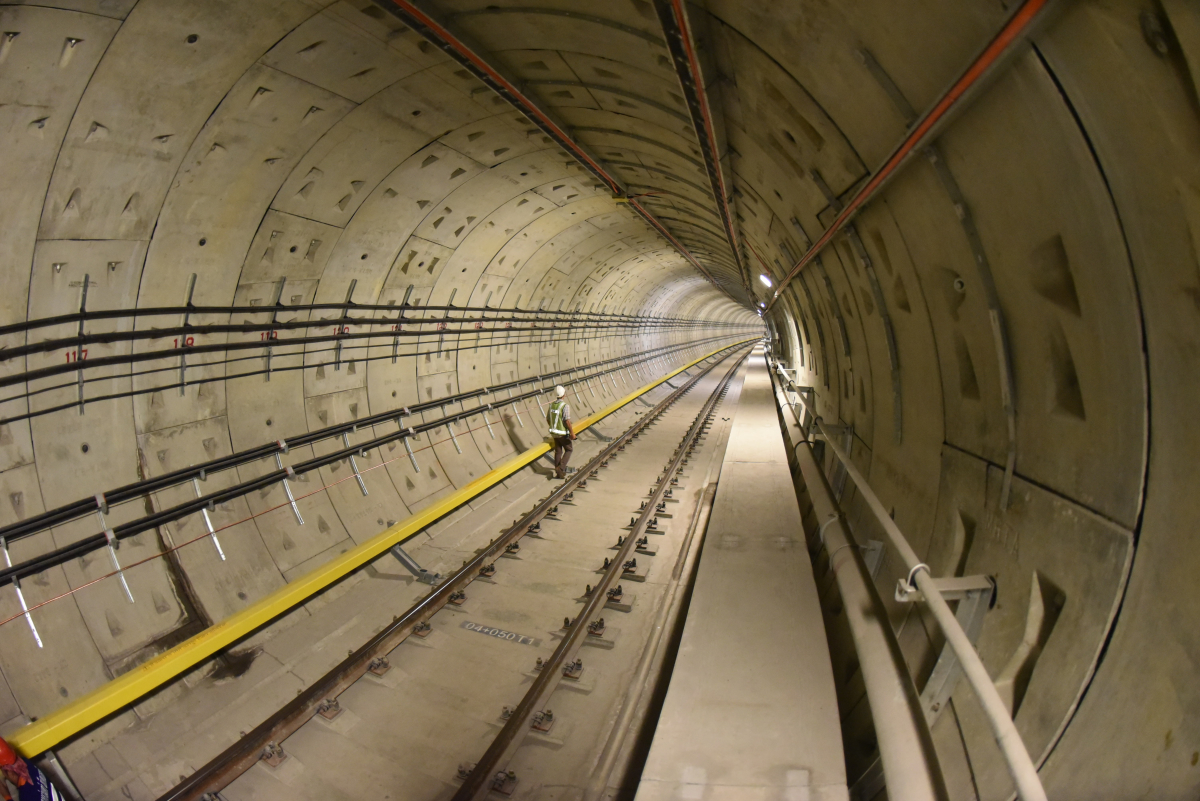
[547,400,568,435]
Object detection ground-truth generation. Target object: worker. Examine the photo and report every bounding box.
[546,385,576,479]
[0,738,65,801]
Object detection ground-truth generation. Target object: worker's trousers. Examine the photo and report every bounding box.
[552,435,573,476]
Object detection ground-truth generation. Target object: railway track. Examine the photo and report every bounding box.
[159,345,751,801]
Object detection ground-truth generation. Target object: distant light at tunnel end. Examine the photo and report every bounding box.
[758,274,772,287]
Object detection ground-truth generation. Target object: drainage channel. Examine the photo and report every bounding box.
[157,344,753,801]
[452,350,749,800]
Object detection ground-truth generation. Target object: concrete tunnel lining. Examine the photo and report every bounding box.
[0,0,1196,799]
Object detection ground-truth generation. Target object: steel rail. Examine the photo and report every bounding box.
[453,348,748,800]
[153,345,748,801]
[784,374,1047,801]
[652,0,747,292]
[0,339,740,584]
[765,0,1059,312]
[367,0,739,302]
[6,338,755,758]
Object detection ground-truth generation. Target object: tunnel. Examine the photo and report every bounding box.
[0,0,1194,799]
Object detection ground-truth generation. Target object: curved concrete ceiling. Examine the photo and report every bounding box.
[0,0,1196,799]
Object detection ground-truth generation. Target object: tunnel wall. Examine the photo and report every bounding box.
[741,1,1195,798]
[0,0,1196,798]
[0,0,757,759]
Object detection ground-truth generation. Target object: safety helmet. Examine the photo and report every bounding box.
[555,385,566,398]
[0,737,17,767]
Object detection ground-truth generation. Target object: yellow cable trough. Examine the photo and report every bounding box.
[10,338,755,756]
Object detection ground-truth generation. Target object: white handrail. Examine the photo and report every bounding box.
[770,372,946,801]
[780,365,1048,801]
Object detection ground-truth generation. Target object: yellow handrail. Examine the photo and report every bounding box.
[9,338,755,756]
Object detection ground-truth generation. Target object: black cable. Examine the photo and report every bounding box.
[0,336,739,548]
[1,323,759,426]
[0,340,746,586]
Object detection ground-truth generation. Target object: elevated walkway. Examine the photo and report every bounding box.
[636,348,848,801]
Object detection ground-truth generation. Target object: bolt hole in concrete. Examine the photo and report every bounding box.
[198,238,206,246]
[80,443,89,453]
[290,246,297,253]
[186,34,198,44]
[953,277,966,293]
[361,253,368,259]
[411,110,421,116]
[266,419,272,426]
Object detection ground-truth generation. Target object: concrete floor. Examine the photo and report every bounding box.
[54,373,687,801]
[218,352,745,801]
[636,350,847,801]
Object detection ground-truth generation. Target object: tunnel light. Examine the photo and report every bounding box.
[758,274,773,287]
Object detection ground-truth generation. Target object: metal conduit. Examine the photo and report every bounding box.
[765,0,1062,313]
[767,368,946,801]
[778,367,1048,801]
[2,326,758,426]
[0,301,700,338]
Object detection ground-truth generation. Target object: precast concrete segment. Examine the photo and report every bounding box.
[0,336,741,585]
[169,345,748,801]
[5,339,753,759]
[765,0,1061,312]
[635,348,847,801]
[365,0,736,301]
[452,350,750,801]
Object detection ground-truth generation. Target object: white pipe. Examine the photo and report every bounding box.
[788,378,1047,801]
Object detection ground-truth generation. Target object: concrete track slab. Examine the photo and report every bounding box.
[636,350,847,801]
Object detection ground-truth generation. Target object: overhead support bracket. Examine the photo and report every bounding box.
[390,544,442,586]
[896,574,996,724]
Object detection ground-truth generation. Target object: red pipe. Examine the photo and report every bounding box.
[665,0,743,284]
[766,0,1051,312]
